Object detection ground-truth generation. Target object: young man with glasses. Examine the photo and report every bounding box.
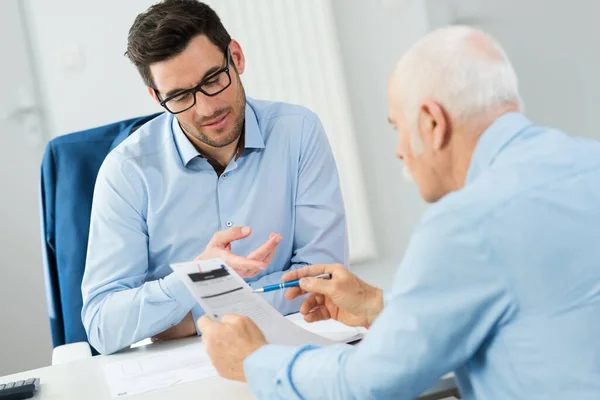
[81,0,348,355]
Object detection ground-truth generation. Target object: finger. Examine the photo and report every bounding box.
[304,306,331,323]
[282,264,334,283]
[196,314,217,333]
[299,276,337,296]
[299,294,325,315]
[221,252,267,271]
[209,226,252,248]
[247,234,282,262]
[237,268,261,278]
[285,286,307,300]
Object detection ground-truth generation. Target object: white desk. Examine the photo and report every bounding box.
[1,336,458,400]
[0,337,253,400]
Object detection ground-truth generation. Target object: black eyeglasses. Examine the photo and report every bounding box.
[154,50,232,114]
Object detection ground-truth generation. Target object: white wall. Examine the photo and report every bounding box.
[331,0,430,286]
[0,0,52,376]
[24,0,158,137]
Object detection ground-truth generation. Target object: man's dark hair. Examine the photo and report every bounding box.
[126,0,231,88]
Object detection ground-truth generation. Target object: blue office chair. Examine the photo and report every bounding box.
[39,113,162,362]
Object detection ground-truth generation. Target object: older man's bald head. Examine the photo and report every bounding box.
[390,25,523,129]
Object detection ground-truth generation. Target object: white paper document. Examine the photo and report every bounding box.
[286,312,367,343]
[103,259,367,398]
[172,258,362,346]
[102,342,217,398]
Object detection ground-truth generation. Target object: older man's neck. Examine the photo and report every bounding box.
[463,103,521,139]
[452,103,521,190]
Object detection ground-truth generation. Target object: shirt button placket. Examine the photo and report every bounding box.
[219,169,233,228]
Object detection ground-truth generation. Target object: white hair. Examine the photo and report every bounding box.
[393,26,523,154]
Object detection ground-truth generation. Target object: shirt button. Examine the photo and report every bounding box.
[226,221,233,227]
[222,173,228,178]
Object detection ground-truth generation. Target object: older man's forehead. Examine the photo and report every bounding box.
[387,93,404,118]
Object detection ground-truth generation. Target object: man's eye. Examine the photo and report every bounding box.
[171,92,192,103]
[203,78,220,87]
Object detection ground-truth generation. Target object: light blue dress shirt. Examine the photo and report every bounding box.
[244,113,600,399]
[81,98,348,355]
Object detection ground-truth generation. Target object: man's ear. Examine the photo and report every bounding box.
[148,87,162,105]
[228,40,246,75]
[419,100,449,152]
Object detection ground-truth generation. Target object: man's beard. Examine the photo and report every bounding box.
[180,79,246,148]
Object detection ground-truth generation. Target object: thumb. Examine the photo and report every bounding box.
[299,277,333,296]
[209,226,252,248]
[196,314,217,333]
[220,313,242,325]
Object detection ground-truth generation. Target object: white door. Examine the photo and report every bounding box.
[0,0,52,375]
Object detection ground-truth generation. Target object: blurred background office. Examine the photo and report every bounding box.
[1,0,599,376]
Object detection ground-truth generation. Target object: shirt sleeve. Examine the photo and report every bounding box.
[248,115,349,316]
[81,154,198,354]
[244,212,517,399]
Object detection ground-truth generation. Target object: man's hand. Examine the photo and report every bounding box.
[283,264,384,327]
[151,312,196,342]
[196,314,267,382]
[195,227,282,278]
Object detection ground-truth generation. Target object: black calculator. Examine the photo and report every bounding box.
[0,378,39,399]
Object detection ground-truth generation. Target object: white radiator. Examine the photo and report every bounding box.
[206,0,376,263]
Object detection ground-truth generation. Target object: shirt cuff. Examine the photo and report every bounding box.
[160,272,197,310]
[244,344,312,400]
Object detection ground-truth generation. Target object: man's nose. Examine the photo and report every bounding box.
[193,95,220,121]
[395,148,404,160]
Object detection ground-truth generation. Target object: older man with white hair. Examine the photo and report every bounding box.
[196,26,600,399]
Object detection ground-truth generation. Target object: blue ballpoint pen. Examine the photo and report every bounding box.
[252,273,332,293]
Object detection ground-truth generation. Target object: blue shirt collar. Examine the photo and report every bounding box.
[109,113,163,152]
[466,112,533,184]
[171,100,266,167]
[244,100,266,150]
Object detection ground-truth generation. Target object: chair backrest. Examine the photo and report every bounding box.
[39,113,162,352]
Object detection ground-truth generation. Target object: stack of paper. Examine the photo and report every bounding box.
[285,312,366,343]
[102,342,217,398]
